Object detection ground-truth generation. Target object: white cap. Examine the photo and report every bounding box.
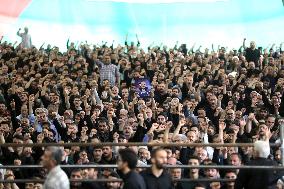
[228,71,237,78]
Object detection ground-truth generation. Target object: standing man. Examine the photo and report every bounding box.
[17,27,32,48]
[243,38,260,65]
[235,140,280,189]
[117,148,146,189]
[95,55,120,87]
[140,148,173,189]
[41,147,70,189]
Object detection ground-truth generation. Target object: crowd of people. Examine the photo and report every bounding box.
[0,28,283,189]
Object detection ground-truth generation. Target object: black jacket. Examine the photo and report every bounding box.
[235,157,280,189]
[122,170,146,189]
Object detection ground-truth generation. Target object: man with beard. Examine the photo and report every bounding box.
[154,82,169,104]
[97,118,113,142]
[140,148,173,189]
[99,146,117,164]
[258,124,270,141]
[70,169,83,189]
[105,171,121,189]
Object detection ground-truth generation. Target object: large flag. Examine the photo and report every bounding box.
[0,0,283,50]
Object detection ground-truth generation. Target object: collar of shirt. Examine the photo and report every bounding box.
[144,167,166,178]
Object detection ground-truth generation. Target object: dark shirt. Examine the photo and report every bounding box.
[245,48,260,64]
[180,147,195,165]
[140,168,173,189]
[176,180,201,189]
[235,157,280,189]
[99,153,117,164]
[122,170,146,189]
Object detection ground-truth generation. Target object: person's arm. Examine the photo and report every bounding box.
[0,131,5,144]
[28,95,34,116]
[172,119,185,139]
[63,88,70,110]
[218,120,225,143]
[173,41,178,50]
[16,28,22,37]
[245,116,253,134]
[280,42,283,53]
[115,66,120,87]
[242,38,246,49]
[236,118,244,136]
[163,121,172,143]
[195,86,201,103]
[185,106,198,125]
[211,44,215,53]
[53,117,67,139]
[129,113,147,142]
[124,33,128,47]
[13,41,18,47]
[10,100,20,131]
[66,38,70,50]
[136,34,140,47]
[29,37,32,47]
[92,87,102,105]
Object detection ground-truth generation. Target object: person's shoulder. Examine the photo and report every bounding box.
[247,158,277,165]
[128,171,146,183]
[140,168,151,176]
[162,169,172,178]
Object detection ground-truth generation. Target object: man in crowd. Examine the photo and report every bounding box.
[235,141,280,189]
[16,27,32,48]
[117,148,146,189]
[140,148,173,189]
[41,147,70,189]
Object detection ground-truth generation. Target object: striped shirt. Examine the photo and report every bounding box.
[95,60,120,86]
[43,166,70,189]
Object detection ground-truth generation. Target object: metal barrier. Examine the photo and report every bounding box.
[280,122,284,166]
[0,164,284,170]
[0,142,280,147]
[0,123,283,184]
[0,178,235,183]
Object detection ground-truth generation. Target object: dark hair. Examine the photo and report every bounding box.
[194,183,206,189]
[109,171,120,178]
[98,117,108,124]
[118,148,138,170]
[224,169,237,175]
[151,147,166,158]
[188,155,200,163]
[71,168,82,174]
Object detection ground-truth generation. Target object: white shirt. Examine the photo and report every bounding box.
[43,166,70,189]
[18,32,32,48]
